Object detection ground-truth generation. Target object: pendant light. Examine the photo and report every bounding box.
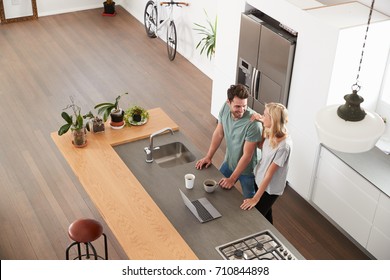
[315,0,385,153]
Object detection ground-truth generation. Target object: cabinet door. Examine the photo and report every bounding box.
[366,193,390,259]
[312,148,380,247]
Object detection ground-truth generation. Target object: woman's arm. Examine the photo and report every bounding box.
[240,162,279,210]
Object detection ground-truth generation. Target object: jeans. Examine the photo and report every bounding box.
[219,161,255,198]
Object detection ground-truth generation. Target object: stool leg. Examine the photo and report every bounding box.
[88,242,98,260]
[77,242,82,260]
[66,241,78,260]
[66,241,83,260]
[103,233,108,260]
[85,242,91,259]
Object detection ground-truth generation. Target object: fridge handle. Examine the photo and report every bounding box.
[253,68,260,100]
[250,67,257,97]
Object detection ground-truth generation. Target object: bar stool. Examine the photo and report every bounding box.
[65,218,108,260]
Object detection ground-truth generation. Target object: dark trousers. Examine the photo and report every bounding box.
[254,184,279,224]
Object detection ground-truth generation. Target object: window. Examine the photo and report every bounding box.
[376,50,390,139]
[379,51,390,104]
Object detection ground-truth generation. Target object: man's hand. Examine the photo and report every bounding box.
[218,177,235,189]
[195,157,212,170]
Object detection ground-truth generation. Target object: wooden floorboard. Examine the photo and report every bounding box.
[0,6,368,260]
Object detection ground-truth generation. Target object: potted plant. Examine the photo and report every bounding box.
[84,111,105,133]
[103,0,116,16]
[193,10,217,60]
[124,105,150,126]
[58,97,88,148]
[94,92,128,129]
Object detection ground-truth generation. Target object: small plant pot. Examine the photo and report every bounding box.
[72,128,87,148]
[90,118,105,133]
[132,114,142,122]
[103,1,116,15]
[110,109,125,128]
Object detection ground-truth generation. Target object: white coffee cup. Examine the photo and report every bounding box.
[203,179,217,193]
[185,174,195,189]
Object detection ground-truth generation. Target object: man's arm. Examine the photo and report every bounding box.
[195,123,224,169]
[219,140,257,189]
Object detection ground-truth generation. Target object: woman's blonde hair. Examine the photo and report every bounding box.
[264,103,289,148]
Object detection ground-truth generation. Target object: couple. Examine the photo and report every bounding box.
[195,84,292,224]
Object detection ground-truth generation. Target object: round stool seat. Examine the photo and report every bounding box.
[68,218,103,243]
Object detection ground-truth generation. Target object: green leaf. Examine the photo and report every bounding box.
[83,111,94,119]
[193,11,217,60]
[61,112,72,124]
[94,102,114,109]
[58,123,71,136]
[75,114,84,130]
[102,109,111,122]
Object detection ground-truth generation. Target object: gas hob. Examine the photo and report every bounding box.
[216,230,297,260]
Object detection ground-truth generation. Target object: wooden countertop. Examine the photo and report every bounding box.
[51,108,198,259]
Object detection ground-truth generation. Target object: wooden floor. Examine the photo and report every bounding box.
[0,6,369,260]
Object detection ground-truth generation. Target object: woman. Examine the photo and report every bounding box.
[240,103,292,224]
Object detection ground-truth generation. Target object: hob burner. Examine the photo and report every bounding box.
[216,230,297,260]
[233,249,248,260]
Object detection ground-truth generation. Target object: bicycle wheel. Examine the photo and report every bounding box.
[167,21,177,61]
[144,1,157,38]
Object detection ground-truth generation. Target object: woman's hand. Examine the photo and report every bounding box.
[240,197,259,210]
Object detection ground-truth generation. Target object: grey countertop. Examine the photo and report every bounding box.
[325,145,390,197]
[114,131,304,260]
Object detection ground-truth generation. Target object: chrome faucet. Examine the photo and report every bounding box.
[144,127,174,163]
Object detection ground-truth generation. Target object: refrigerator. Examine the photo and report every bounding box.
[236,12,296,114]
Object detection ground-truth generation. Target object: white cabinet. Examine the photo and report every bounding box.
[312,147,390,259]
[312,147,380,247]
[366,193,390,259]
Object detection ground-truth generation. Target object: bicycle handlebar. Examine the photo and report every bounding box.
[160,1,189,7]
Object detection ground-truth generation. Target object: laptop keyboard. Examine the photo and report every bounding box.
[192,200,214,222]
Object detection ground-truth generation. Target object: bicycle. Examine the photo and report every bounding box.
[144,0,189,61]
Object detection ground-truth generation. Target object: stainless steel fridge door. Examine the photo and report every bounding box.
[255,24,295,108]
[253,73,282,114]
[236,13,263,108]
[237,14,262,70]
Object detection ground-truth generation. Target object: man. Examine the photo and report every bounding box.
[195,84,262,198]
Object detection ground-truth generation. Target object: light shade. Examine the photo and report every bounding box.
[315,104,385,153]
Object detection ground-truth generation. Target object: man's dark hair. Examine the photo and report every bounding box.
[227,84,249,102]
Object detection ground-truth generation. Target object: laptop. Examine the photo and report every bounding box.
[179,189,222,223]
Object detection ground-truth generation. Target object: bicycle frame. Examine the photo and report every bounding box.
[144,0,189,60]
[151,1,175,38]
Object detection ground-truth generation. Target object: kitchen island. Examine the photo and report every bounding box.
[51,108,303,259]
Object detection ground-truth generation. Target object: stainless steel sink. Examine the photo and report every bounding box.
[153,142,196,168]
